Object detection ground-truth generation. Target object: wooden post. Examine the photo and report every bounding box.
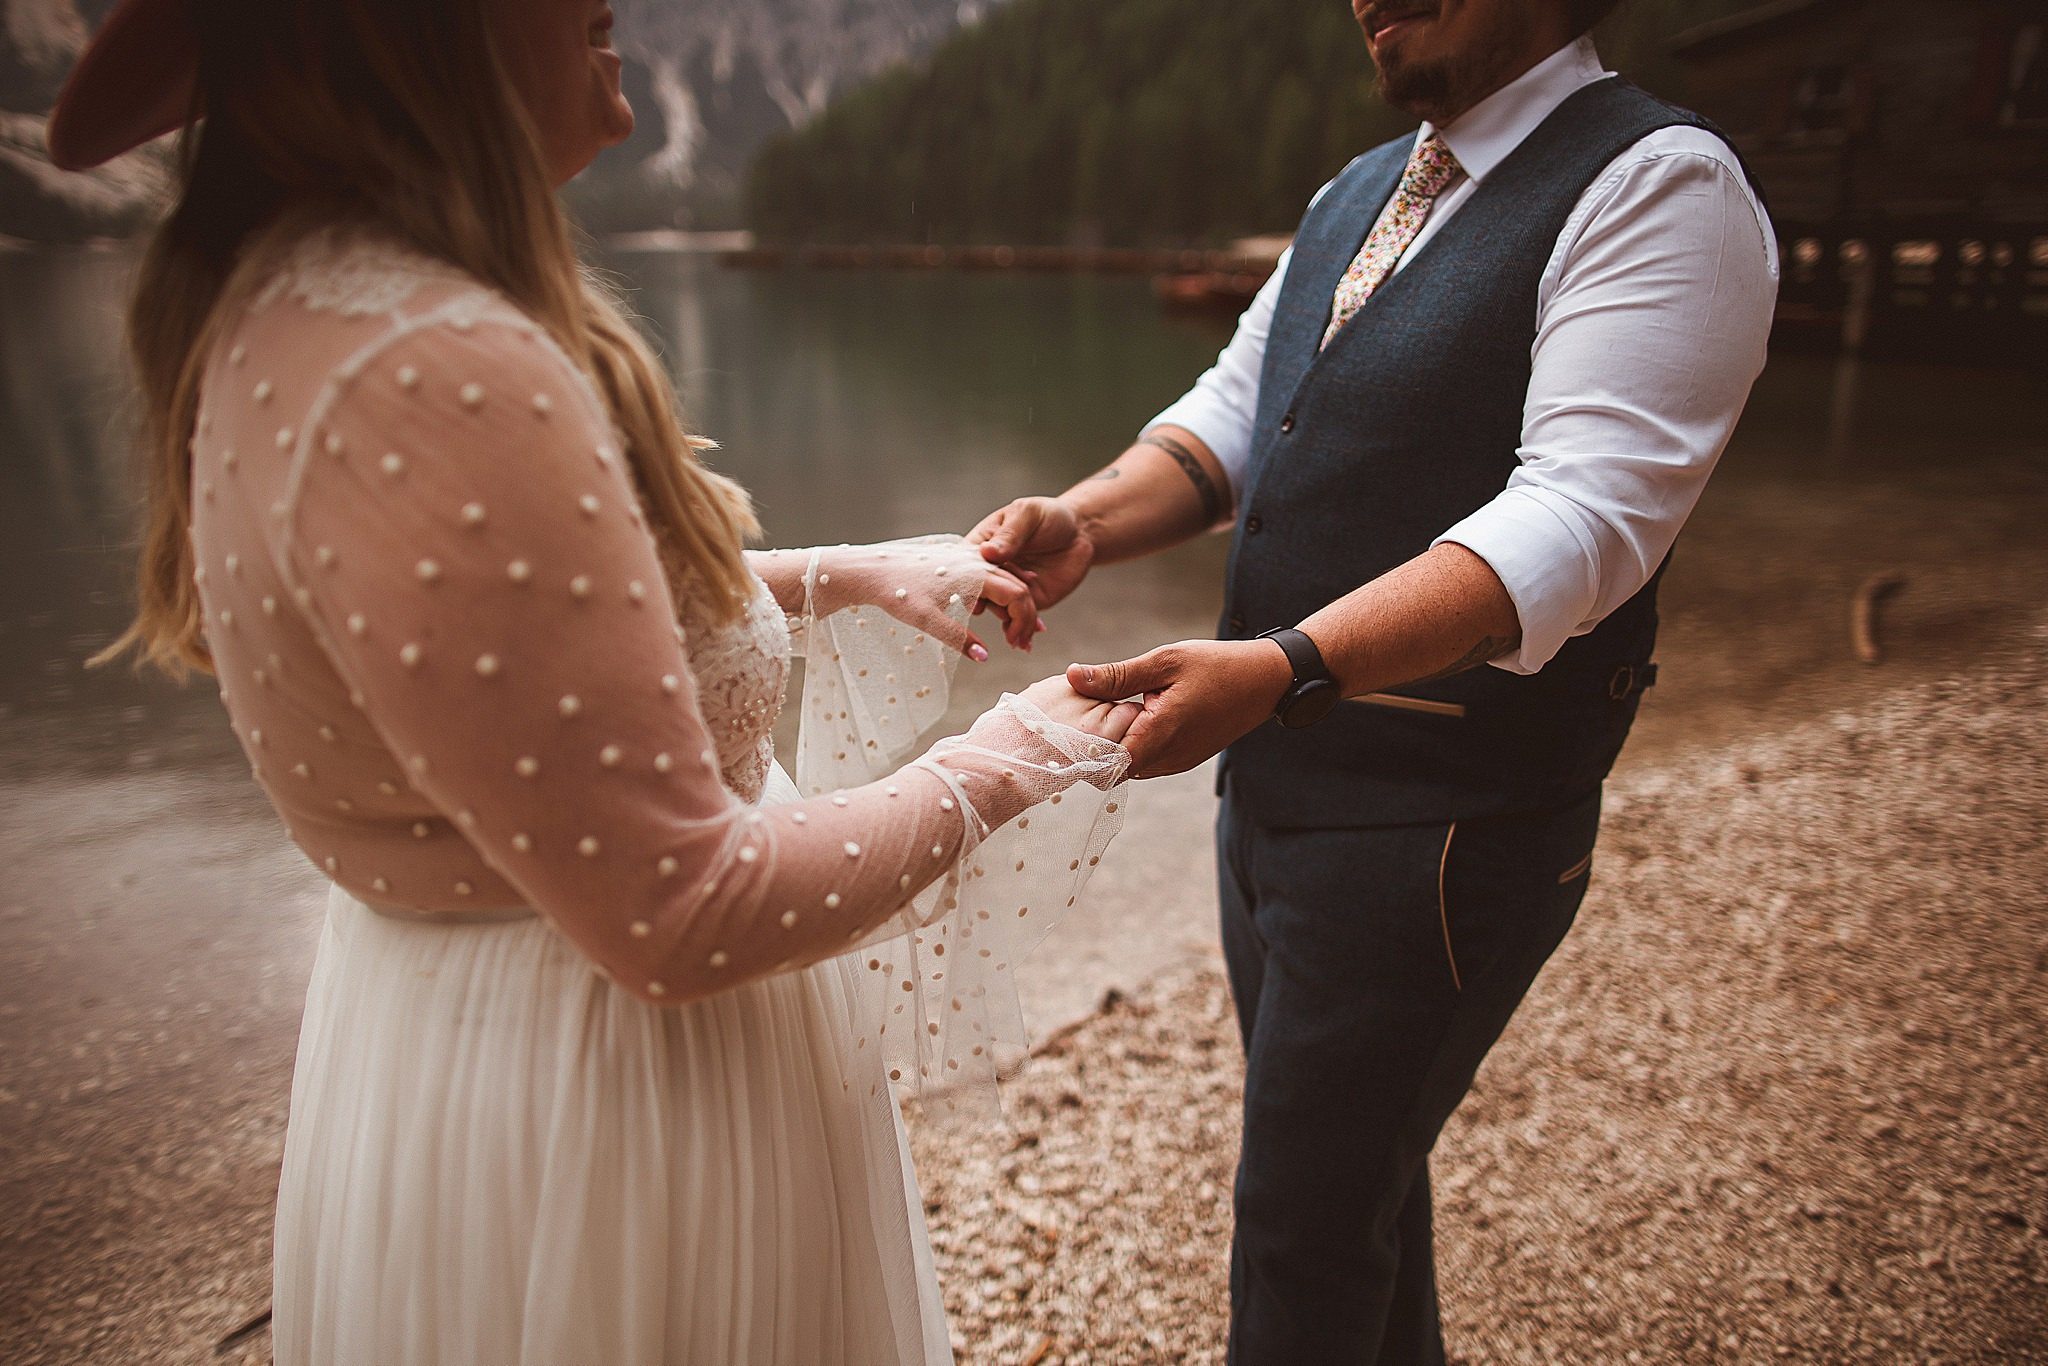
[1840,238,1875,354]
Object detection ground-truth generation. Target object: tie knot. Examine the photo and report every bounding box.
[1400,135,1462,199]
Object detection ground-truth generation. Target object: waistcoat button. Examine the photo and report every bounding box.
[1245,514,1263,535]
[1228,613,1246,634]
[1279,413,1296,434]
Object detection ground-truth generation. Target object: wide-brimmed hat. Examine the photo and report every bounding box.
[45,0,200,171]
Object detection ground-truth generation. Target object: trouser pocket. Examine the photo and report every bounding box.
[1437,789,1603,993]
[1556,849,1593,885]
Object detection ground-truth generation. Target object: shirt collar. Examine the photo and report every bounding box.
[1417,36,1611,186]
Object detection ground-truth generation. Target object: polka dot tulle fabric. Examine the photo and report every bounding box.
[191,226,1131,1111]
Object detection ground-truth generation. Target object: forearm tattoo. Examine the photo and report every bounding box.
[1413,634,1515,684]
[1140,433,1227,527]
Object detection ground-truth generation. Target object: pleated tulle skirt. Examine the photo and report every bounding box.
[271,766,951,1366]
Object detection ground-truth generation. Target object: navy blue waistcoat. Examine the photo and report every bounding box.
[1220,78,1752,828]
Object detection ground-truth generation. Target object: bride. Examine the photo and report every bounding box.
[49,0,1138,1360]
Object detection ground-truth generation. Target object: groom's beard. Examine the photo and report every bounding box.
[1361,1,1537,124]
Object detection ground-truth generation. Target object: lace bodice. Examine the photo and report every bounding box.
[248,228,477,318]
[677,573,789,803]
[187,226,1129,1094]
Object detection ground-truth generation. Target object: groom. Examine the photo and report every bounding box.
[970,0,1776,1359]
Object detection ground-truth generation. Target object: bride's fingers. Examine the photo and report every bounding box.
[973,576,1030,651]
[1092,699,1142,745]
[907,602,988,662]
[983,563,1031,599]
[977,568,1039,650]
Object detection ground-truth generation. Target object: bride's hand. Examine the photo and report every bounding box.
[1019,676,1140,746]
[887,560,1039,659]
[813,536,1041,659]
[967,561,1043,653]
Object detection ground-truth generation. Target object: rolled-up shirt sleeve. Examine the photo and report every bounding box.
[1436,141,1778,673]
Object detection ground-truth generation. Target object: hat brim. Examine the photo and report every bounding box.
[46,0,199,172]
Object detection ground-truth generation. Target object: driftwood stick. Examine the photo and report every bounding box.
[1851,574,1907,664]
[1032,987,1127,1058]
[215,1307,271,1356]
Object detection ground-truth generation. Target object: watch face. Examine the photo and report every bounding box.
[1279,678,1340,729]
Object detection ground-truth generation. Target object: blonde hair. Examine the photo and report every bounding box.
[101,0,758,678]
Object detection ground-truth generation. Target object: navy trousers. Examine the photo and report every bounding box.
[1216,781,1603,1365]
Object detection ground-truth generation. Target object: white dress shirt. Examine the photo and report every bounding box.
[1147,37,1780,674]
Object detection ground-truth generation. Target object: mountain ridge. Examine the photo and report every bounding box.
[0,0,984,240]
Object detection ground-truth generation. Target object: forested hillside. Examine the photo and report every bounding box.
[746,0,1764,247]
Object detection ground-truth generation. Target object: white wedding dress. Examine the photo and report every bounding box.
[183,226,1127,1364]
[274,652,962,1363]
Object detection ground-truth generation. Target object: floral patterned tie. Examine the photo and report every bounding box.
[1321,134,1465,350]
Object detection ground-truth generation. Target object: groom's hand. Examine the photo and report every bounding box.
[1067,639,1292,779]
[967,496,1096,612]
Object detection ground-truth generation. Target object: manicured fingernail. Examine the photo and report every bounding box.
[968,644,989,662]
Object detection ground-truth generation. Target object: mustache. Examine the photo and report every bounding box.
[1359,1,1441,31]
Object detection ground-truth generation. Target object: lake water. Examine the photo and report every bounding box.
[9,246,2044,780]
[2,242,2044,1359]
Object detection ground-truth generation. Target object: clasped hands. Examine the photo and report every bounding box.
[817,519,1284,769]
[801,535,1144,751]
[964,497,1292,778]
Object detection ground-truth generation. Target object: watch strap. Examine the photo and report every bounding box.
[1257,626,1332,690]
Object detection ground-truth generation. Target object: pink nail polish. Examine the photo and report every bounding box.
[968,644,989,663]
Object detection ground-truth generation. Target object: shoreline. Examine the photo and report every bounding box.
[708,241,1286,276]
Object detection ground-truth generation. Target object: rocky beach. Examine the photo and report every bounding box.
[15,610,2040,1364]
[913,623,2048,1364]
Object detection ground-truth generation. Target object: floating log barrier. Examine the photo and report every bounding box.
[719,243,1290,322]
[1851,573,1907,664]
[1153,269,1270,315]
[722,242,1281,280]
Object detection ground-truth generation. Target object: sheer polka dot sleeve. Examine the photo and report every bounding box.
[754,535,1134,1108]
[264,311,1125,1007]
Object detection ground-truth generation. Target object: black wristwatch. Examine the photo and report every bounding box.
[1257,626,1340,729]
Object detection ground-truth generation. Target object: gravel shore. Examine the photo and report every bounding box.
[910,624,2048,1364]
